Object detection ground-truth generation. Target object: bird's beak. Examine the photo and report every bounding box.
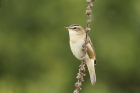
[64,27,69,29]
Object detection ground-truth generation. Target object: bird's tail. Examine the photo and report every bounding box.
[86,59,96,85]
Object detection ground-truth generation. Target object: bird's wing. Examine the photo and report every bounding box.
[86,36,97,64]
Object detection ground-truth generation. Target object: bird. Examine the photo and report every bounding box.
[65,24,97,85]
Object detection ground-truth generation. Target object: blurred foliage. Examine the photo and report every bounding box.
[0,0,140,93]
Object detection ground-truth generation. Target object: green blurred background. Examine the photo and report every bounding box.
[0,0,140,93]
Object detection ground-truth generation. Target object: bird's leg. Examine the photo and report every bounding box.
[81,44,87,61]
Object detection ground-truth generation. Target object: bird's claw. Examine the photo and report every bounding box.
[81,56,85,60]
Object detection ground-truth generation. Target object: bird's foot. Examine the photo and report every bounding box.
[81,56,85,61]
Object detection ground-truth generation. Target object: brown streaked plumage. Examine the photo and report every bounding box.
[87,36,97,64]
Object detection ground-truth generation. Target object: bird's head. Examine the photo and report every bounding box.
[65,24,85,36]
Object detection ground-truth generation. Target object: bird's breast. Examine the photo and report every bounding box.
[70,39,85,60]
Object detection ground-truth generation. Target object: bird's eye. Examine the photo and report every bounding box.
[73,27,77,29]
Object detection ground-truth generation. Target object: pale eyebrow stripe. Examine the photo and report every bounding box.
[70,25,80,28]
